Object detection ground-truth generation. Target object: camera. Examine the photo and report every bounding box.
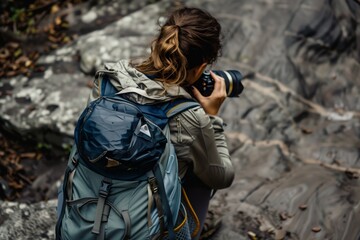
[193,70,244,97]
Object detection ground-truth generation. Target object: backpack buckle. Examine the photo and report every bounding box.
[99,179,112,197]
[148,177,158,193]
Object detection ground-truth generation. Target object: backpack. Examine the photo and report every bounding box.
[55,74,200,240]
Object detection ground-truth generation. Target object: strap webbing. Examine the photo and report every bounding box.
[147,185,154,227]
[97,204,110,240]
[92,178,112,235]
[153,165,176,239]
[121,210,131,240]
[165,100,200,119]
[148,175,165,237]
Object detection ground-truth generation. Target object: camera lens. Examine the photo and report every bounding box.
[193,70,244,97]
[212,70,244,97]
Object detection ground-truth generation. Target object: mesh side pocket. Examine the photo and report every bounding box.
[181,188,200,238]
[186,209,198,238]
[164,203,191,240]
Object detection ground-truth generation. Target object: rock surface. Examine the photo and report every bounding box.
[0,200,57,240]
[0,0,359,239]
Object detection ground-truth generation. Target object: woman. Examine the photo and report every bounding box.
[89,7,234,239]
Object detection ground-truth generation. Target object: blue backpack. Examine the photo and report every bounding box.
[55,76,200,240]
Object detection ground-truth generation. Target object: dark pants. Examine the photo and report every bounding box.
[182,172,212,240]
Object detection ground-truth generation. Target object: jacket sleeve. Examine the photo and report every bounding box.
[170,107,235,189]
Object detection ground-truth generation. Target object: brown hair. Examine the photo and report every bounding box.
[135,7,222,87]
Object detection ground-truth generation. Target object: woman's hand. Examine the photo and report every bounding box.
[192,71,227,115]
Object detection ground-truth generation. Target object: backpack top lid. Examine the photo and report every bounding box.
[74,95,169,179]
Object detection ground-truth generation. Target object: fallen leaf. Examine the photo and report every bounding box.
[55,16,62,25]
[14,49,22,58]
[247,231,257,240]
[299,204,308,210]
[62,36,71,43]
[25,60,32,67]
[20,68,28,74]
[8,180,24,190]
[50,44,59,49]
[48,34,59,43]
[6,71,17,77]
[51,4,60,14]
[61,22,69,29]
[29,51,40,60]
[15,55,29,64]
[279,212,288,221]
[0,48,10,59]
[312,226,321,232]
[7,42,20,49]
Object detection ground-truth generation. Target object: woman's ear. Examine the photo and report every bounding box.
[185,62,208,85]
[195,62,208,77]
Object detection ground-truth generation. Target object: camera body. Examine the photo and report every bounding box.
[193,70,244,97]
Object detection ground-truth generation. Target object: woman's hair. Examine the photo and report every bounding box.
[135,7,222,87]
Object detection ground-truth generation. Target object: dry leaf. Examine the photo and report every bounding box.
[55,16,62,25]
[279,212,288,221]
[51,4,60,14]
[299,204,307,210]
[25,60,32,67]
[247,231,257,240]
[312,226,321,232]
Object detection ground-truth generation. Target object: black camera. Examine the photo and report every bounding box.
[193,70,244,97]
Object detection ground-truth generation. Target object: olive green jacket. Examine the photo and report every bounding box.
[88,60,234,189]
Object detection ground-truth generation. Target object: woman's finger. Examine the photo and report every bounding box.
[210,71,226,97]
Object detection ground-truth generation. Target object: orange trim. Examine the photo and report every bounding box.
[174,208,187,232]
[182,188,200,238]
[163,204,187,235]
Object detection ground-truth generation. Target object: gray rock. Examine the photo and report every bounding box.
[0,0,360,239]
[0,200,57,240]
[0,0,169,147]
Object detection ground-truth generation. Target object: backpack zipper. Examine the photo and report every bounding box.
[176,117,182,142]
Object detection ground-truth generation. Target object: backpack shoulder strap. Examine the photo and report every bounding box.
[164,98,200,119]
[99,73,200,120]
[98,74,118,97]
[152,164,176,239]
